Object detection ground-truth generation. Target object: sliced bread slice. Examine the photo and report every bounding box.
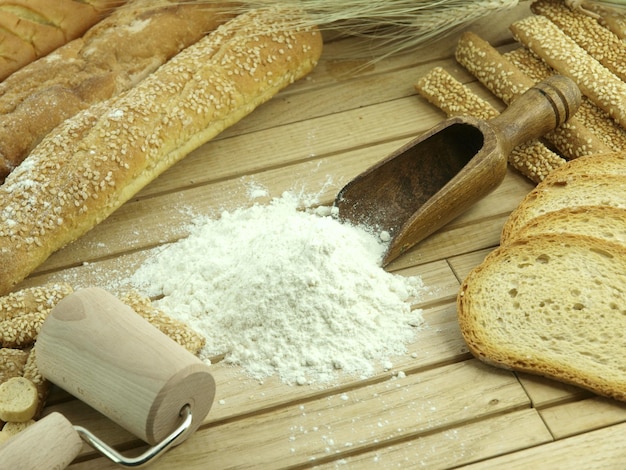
[513,206,626,246]
[457,234,626,401]
[501,174,626,243]
[541,152,626,184]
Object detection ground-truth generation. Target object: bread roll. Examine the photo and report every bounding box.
[0,7,323,296]
[0,0,237,183]
[0,0,125,81]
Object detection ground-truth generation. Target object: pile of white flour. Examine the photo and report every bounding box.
[130,191,426,385]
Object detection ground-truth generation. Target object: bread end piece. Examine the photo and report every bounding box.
[0,377,39,422]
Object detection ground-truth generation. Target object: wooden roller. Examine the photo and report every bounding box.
[0,287,215,468]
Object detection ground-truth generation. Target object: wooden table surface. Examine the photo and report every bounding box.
[16,4,626,469]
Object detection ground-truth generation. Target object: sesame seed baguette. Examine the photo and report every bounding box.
[455,32,611,160]
[0,0,237,183]
[414,66,565,183]
[532,0,626,82]
[0,7,322,296]
[0,0,126,81]
[457,233,626,402]
[505,47,626,152]
[510,15,626,129]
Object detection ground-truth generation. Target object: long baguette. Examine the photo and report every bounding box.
[0,0,237,183]
[0,7,323,296]
[0,0,125,81]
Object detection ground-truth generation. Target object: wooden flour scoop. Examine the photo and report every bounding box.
[0,287,215,468]
[334,75,582,265]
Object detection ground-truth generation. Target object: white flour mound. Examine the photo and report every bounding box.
[130,191,426,385]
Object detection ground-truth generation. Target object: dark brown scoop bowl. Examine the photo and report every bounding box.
[334,75,581,266]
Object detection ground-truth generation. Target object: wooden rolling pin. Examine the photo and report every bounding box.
[0,287,215,468]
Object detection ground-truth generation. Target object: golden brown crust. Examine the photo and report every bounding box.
[455,31,611,160]
[0,0,237,183]
[458,234,626,402]
[0,0,125,81]
[0,7,323,296]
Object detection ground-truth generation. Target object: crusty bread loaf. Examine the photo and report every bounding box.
[0,0,125,81]
[0,7,322,296]
[501,153,626,243]
[457,234,626,402]
[0,0,237,183]
[514,206,626,246]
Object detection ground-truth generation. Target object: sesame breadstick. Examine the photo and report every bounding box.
[510,15,626,130]
[415,67,565,183]
[532,0,626,82]
[0,284,73,323]
[584,3,626,40]
[0,8,322,296]
[0,349,29,384]
[21,347,49,420]
[455,32,611,159]
[0,313,47,349]
[120,290,205,355]
[505,47,626,152]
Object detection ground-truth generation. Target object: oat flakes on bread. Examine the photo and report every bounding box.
[513,206,626,246]
[457,234,626,402]
[0,7,322,296]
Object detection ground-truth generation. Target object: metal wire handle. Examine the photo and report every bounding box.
[74,405,193,468]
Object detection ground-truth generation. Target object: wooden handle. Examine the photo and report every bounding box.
[489,75,581,155]
[0,412,83,469]
[36,287,215,445]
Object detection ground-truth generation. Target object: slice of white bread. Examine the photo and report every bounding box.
[514,206,626,246]
[541,152,626,183]
[501,174,626,243]
[457,234,626,402]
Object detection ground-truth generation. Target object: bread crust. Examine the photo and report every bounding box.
[458,234,626,402]
[0,0,237,183]
[0,0,125,81]
[0,7,322,295]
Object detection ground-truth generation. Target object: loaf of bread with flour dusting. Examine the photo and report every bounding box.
[0,0,126,81]
[0,0,237,183]
[457,234,626,402]
[0,7,323,295]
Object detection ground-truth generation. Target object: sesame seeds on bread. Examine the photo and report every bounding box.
[0,7,323,295]
[457,234,626,402]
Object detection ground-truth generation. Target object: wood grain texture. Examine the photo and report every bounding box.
[3,3,624,468]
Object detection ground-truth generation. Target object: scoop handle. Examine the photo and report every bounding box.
[36,287,215,446]
[490,75,581,154]
[0,412,83,469]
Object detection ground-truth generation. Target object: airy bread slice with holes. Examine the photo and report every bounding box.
[457,234,626,401]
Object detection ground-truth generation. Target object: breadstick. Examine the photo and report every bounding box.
[532,0,626,82]
[21,348,49,420]
[455,31,611,159]
[0,7,322,296]
[120,290,205,355]
[505,48,626,152]
[0,284,73,322]
[415,67,565,183]
[0,0,126,81]
[510,15,626,130]
[0,0,237,183]
[0,349,28,384]
[584,3,626,40]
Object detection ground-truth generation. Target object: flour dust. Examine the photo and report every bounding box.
[130,191,427,385]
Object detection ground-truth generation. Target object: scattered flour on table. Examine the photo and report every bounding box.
[129,191,427,385]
